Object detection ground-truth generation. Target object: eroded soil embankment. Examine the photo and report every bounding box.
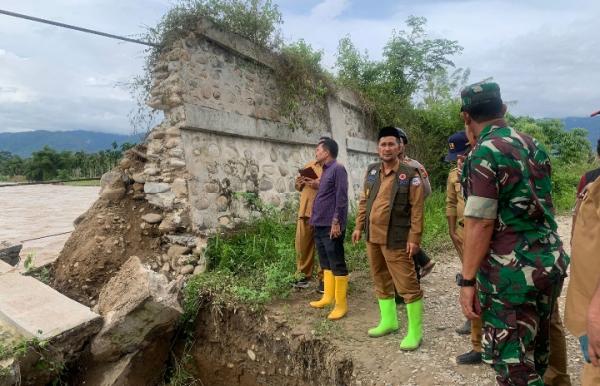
[52,193,162,306]
[169,300,353,386]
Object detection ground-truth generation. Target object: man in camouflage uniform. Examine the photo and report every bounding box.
[458,82,570,385]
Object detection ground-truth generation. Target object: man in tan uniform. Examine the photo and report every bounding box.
[566,176,600,386]
[293,157,323,289]
[352,126,425,351]
[444,131,483,365]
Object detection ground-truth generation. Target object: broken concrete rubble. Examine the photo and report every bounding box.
[0,269,102,385]
[90,256,182,362]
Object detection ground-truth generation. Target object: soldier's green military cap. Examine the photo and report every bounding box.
[460,82,502,112]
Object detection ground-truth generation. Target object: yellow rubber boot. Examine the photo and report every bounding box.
[327,275,348,320]
[310,270,334,308]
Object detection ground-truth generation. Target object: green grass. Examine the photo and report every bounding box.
[421,190,450,253]
[180,203,298,331]
[0,334,63,379]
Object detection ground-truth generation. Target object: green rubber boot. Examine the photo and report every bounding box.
[368,298,399,337]
[400,298,423,351]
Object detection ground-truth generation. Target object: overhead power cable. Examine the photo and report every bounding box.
[0,9,158,47]
[21,231,73,243]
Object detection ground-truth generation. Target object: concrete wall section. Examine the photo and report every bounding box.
[183,103,324,146]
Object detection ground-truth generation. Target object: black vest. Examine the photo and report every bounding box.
[363,162,418,249]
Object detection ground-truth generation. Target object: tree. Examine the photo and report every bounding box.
[335,16,463,125]
[25,146,62,181]
[383,16,462,103]
[509,116,592,164]
[0,151,25,178]
[420,67,470,107]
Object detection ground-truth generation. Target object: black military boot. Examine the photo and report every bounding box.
[456,350,482,365]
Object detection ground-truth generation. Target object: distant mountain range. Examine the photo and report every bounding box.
[0,130,143,157]
[562,117,600,144]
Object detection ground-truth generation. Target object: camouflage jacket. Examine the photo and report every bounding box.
[461,125,570,298]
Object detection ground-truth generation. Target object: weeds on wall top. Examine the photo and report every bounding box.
[146,0,283,59]
[130,0,335,133]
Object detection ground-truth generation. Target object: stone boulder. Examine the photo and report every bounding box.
[90,256,182,362]
[99,171,127,202]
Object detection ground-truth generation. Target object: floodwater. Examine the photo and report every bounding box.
[0,184,99,270]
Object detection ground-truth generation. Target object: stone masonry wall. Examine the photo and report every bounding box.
[128,18,380,277]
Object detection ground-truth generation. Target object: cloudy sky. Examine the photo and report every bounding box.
[1,0,599,134]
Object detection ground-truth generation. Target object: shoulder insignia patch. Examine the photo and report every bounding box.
[411,177,421,186]
[399,173,407,181]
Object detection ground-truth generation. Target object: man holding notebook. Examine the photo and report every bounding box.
[293,154,323,289]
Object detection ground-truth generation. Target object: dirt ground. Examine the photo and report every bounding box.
[268,216,584,386]
[0,184,99,270]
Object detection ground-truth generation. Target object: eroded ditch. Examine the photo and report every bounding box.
[166,300,354,386]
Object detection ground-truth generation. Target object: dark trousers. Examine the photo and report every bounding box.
[314,226,348,276]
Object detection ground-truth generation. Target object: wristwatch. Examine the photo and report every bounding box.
[456,273,476,287]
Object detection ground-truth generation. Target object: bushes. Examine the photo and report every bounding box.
[145,0,283,57]
[404,100,465,188]
[552,161,595,213]
[421,190,450,252]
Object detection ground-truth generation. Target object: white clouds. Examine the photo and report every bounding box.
[0,86,35,104]
[0,49,38,103]
[310,0,349,20]
[0,84,34,104]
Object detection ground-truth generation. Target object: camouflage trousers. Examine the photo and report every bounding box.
[479,278,563,386]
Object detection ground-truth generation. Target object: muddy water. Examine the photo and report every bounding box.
[0,185,99,270]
